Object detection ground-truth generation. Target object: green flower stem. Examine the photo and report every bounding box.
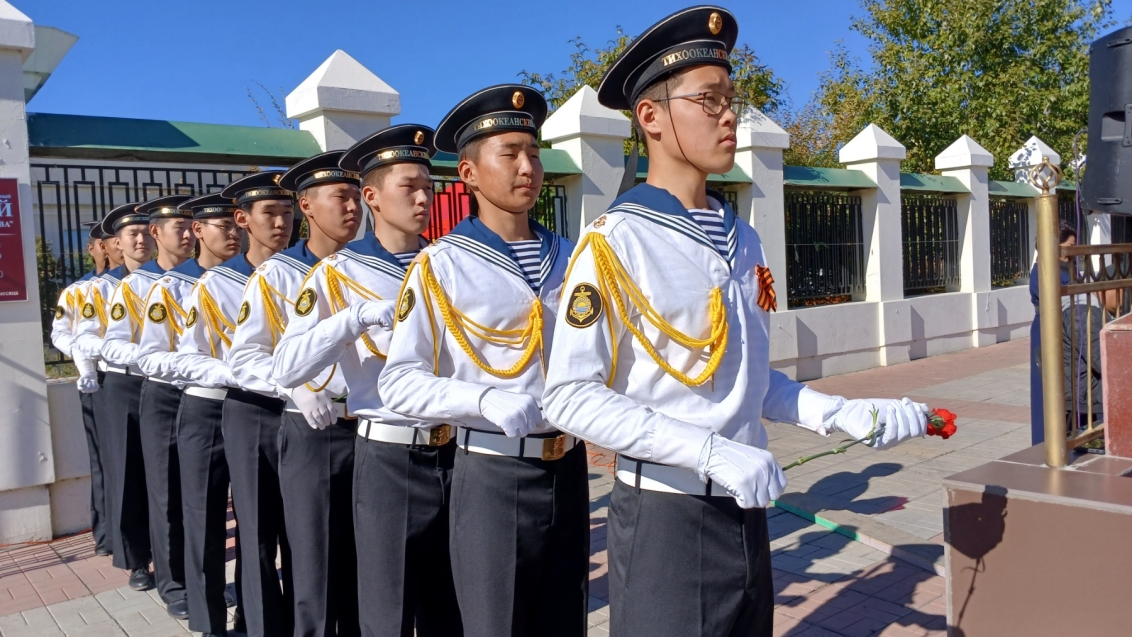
[781,408,882,472]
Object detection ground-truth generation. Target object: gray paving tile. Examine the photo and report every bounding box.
[0,607,64,637]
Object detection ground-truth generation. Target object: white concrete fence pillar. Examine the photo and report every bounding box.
[840,124,906,303]
[732,108,790,305]
[285,49,399,152]
[1010,136,1060,266]
[0,1,56,543]
[541,86,629,240]
[937,135,996,347]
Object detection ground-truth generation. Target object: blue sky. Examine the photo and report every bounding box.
[19,0,1132,128]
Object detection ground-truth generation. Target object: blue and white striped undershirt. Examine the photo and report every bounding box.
[507,240,542,289]
[688,207,728,257]
[393,251,417,268]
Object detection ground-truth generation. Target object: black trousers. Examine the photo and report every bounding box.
[278,412,359,637]
[353,436,462,637]
[223,388,293,637]
[178,394,231,634]
[80,372,110,552]
[100,371,151,570]
[608,480,773,637]
[449,441,589,637]
[138,379,187,604]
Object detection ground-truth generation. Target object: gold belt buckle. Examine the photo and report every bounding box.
[429,425,453,446]
[541,434,567,461]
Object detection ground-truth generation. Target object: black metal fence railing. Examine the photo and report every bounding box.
[784,190,865,307]
[902,194,960,296]
[990,198,1030,288]
[32,163,253,373]
[426,178,569,240]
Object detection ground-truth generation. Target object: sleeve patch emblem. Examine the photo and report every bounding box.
[148,302,168,324]
[110,303,126,322]
[566,283,603,328]
[397,288,415,322]
[237,301,251,325]
[295,288,317,317]
[55,305,64,320]
[82,303,95,319]
[185,307,198,328]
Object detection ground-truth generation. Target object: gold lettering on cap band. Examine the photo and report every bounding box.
[661,47,729,68]
[113,214,150,230]
[472,116,535,132]
[375,149,431,162]
[194,206,238,215]
[309,169,360,181]
[150,206,190,217]
[239,188,291,200]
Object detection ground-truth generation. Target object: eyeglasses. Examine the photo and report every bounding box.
[655,91,745,116]
[198,221,240,235]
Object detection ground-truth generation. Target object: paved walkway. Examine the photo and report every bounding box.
[0,339,1031,636]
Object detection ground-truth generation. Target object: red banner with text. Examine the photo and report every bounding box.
[0,178,28,302]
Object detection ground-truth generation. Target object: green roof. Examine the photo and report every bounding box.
[783,165,877,190]
[630,156,751,184]
[989,180,1038,198]
[900,172,969,194]
[28,113,322,164]
[430,149,581,178]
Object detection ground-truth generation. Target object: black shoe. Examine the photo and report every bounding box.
[94,546,112,557]
[166,598,190,620]
[224,589,236,608]
[127,568,154,591]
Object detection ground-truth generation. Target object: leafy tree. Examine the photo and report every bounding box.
[520,30,785,152]
[789,0,1111,179]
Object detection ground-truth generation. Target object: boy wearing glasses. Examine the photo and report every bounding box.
[543,7,929,636]
[137,193,245,637]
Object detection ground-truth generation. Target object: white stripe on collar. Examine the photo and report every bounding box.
[339,248,407,282]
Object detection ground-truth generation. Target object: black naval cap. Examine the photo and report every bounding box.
[220,171,291,207]
[178,192,239,220]
[340,125,436,178]
[137,194,194,221]
[101,202,148,235]
[597,6,738,111]
[434,84,548,154]
[278,150,360,192]
[82,220,107,241]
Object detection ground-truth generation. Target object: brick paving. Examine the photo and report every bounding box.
[0,339,1032,635]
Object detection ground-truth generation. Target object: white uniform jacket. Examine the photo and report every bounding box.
[228,240,346,400]
[50,272,98,377]
[543,184,839,472]
[136,260,206,384]
[378,217,573,435]
[99,260,166,373]
[273,233,427,426]
[170,255,254,389]
[73,265,126,362]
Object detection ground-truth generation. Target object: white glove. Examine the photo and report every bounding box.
[200,365,236,389]
[697,434,787,509]
[826,398,928,449]
[478,388,541,438]
[77,373,100,394]
[354,300,395,330]
[290,385,335,430]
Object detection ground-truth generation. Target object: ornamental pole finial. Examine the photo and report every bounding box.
[1028,155,1063,195]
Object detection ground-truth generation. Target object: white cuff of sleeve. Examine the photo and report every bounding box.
[442,380,498,422]
[796,388,846,436]
[649,414,714,472]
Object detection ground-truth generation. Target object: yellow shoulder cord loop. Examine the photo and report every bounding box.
[258,269,337,392]
[65,289,76,328]
[197,285,234,359]
[159,286,189,351]
[91,287,108,335]
[416,254,544,379]
[324,265,385,358]
[120,282,146,338]
[572,232,728,387]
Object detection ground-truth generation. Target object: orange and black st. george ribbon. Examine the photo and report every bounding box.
[755,265,777,313]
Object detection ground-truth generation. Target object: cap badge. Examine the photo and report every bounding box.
[512,91,525,109]
[414,130,425,145]
[708,11,723,35]
[272,174,283,185]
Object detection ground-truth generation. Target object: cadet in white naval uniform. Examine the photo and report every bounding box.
[49,221,112,556]
[73,203,157,592]
[378,85,589,637]
[272,125,463,637]
[136,193,244,636]
[542,8,929,637]
[229,151,361,637]
[127,194,199,620]
[203,172,296,637]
